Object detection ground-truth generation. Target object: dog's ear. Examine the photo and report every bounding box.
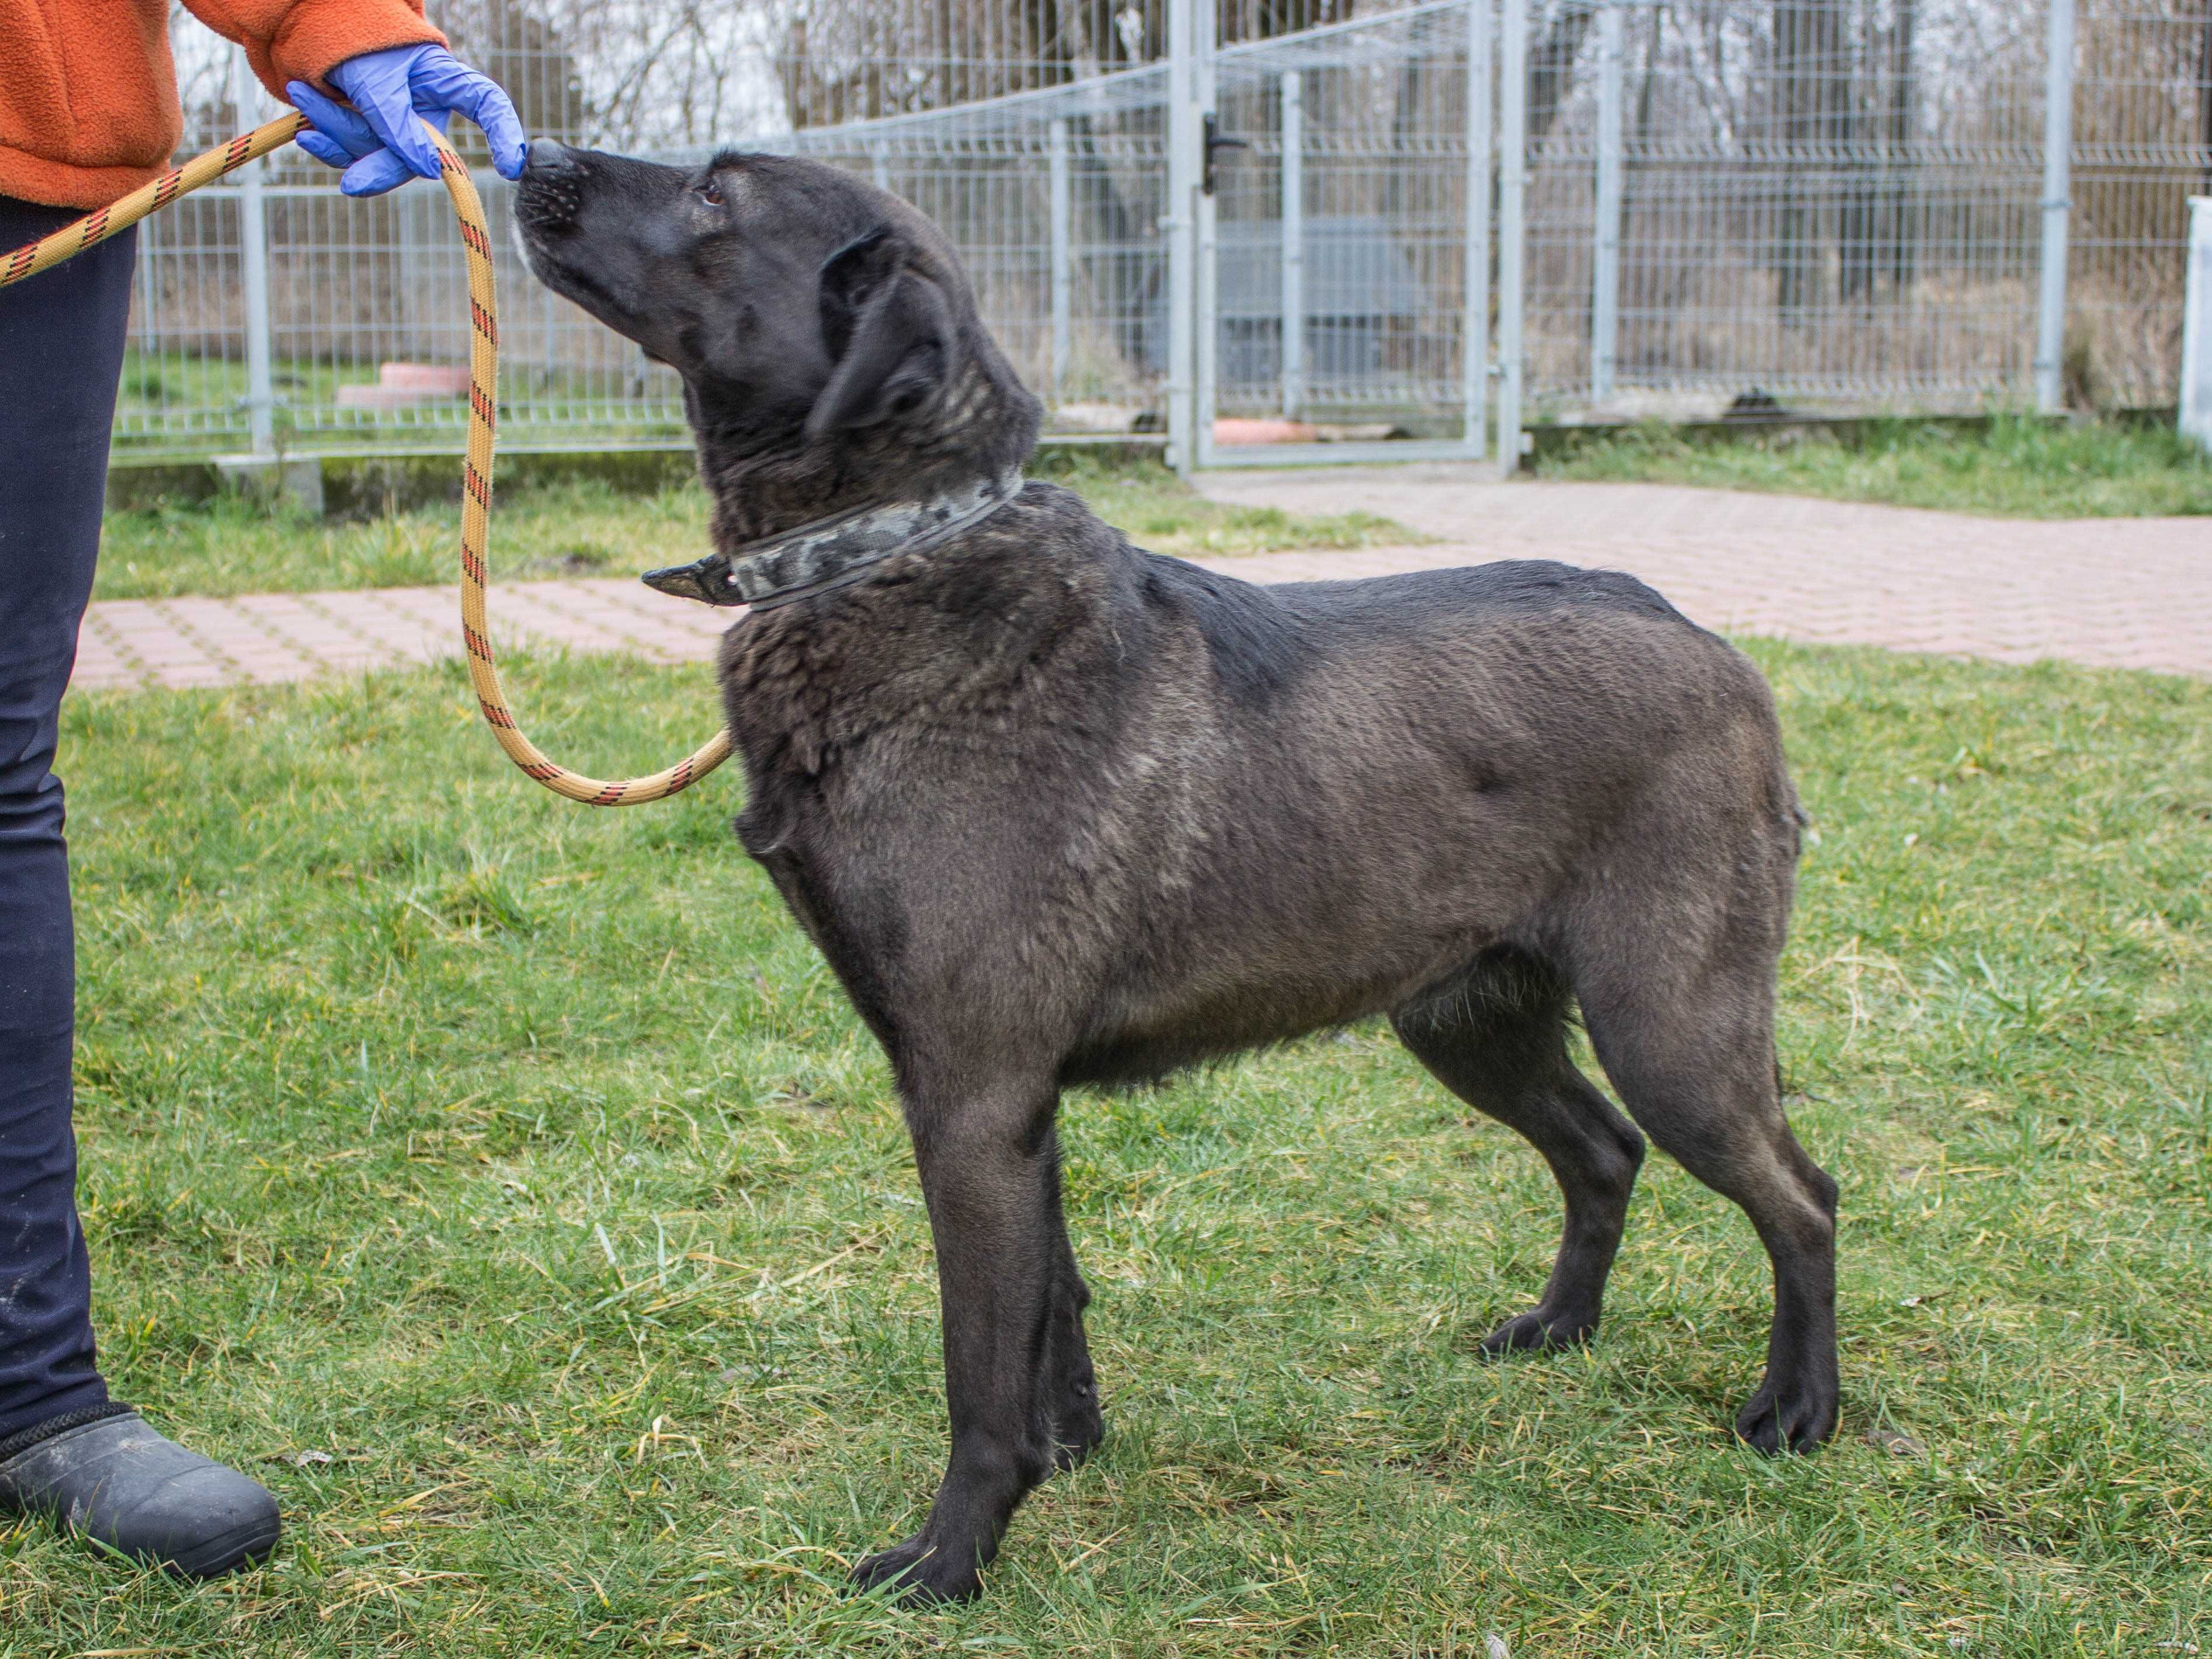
[807,227,959,439]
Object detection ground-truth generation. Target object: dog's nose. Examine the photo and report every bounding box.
[515,140,585,232]
[523,138,581,177]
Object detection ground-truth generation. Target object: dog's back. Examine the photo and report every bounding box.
[1033,523,1797,1082]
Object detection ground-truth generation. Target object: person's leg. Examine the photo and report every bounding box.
[0,196,279,1575]
[0,195,134,1444]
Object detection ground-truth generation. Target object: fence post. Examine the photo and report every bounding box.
[1165,0,1200,472]
[1048,117,1072,401]
[1461,0,1492,459]
[1280,71,1305,419]
[870,141,891,193]
[1191,0,1220,468]
[2033,0,2075,412]
[231,48,276,457]
[1591,0,1623,407]
[1496,0,1527,475]
[2183,196,2212,452]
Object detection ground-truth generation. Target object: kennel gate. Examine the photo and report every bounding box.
[1179,0,1505,470]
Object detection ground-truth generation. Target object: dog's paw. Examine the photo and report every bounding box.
[1733,1373,1839,1455]
[1477,1306,1597,1357]
[849,1534,982,1605]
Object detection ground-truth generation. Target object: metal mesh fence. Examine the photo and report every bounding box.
[105,0,2212,456]
[1526,0,2055,412]
[1523,0,2210,417]
[2069,0,2212,407]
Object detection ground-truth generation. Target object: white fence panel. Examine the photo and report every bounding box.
[115,0,2212,457]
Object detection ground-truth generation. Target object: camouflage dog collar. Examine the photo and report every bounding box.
[640,467,1026,611]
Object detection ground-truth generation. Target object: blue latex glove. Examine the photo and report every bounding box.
[289,44,526,199]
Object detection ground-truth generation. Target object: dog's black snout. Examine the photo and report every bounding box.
[515,140,586,233]
[524,138,581,176]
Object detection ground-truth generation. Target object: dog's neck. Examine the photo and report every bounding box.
[647,344,1042,611]
[689,342,1040,549]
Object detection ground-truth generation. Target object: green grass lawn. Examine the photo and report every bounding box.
[1536,416,2212,519]
[7,638,2207,1655]
[92,453,1414,603]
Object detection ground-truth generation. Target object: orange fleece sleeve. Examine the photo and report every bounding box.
[180,0,446,103]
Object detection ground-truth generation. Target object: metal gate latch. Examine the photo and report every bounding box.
[1203,115,1248,196]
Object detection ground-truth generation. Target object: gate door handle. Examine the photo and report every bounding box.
[1203,115,1249,196]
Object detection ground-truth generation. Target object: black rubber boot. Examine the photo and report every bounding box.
[0,1406,280,1576]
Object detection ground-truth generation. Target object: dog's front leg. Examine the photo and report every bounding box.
[853,1084,1065,1604]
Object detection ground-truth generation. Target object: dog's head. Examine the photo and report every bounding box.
[513,142,1037,489]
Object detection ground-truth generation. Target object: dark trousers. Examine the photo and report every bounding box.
[0,195,136,1439]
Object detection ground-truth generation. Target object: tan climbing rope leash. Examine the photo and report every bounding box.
[3,113,734,806]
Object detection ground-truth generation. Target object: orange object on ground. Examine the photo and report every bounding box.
[0,0,443,208]
[335,361,474,408]
[1213,417,1321,446]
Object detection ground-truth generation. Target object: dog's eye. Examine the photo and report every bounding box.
[699,179,724,207]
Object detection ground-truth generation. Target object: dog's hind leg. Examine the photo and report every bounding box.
[1040,1130,1105,1470]
[1574,949,1839,1454]
[851,1078,1069,1604]
[1393,951,1647,1355]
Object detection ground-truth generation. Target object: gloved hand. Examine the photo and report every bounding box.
[289,44,527,199]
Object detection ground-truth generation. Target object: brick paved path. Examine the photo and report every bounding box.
[69,471,2208,694]
[75,575,732,693]
[1197,469,2208,678]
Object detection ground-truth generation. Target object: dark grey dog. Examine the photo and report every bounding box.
[515,141,1839,1603]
